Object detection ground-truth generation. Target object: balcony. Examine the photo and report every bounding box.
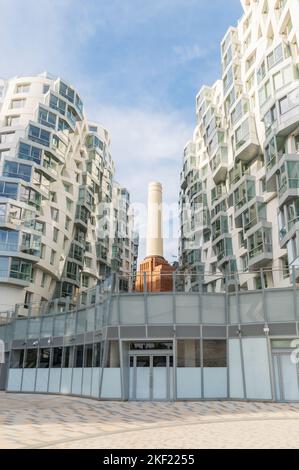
[232,175,256,223]
[211,215,229,244]
[233,115,261,162]
[242,199,267,234]
[264,136,286,192]
[277,157,299,207]
[210,145,228,184]
[214,235,234,267]
[248,227,273,269]
[228,161,250,190]
[276,86,299,137]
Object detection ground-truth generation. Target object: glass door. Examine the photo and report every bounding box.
[129,353,173,401]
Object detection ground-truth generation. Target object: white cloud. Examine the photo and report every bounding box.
[173,44,209,63]
[88,103,193,260]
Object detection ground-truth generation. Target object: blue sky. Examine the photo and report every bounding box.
[0,0,243,259]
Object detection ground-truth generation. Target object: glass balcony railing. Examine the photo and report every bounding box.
[248,242,272,260]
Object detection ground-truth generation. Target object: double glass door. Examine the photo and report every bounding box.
[129,353,173,401]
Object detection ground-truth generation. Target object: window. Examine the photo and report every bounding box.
[267,44,283,70]
[39,349,50,368]
[43,84,50,94]
[50,250,56,265]
[0,181,18,200]
[11,349,24,368]
[0,256,9,278]
[24,349,37,368]
[65,216,71,231]
[28,124,50,147]
[10,99,26,109]
[82,274,89,288]
[66,198,73,211]
[62,346,74,368]
[51,207,59,222]
[3,161,32,182]
[74,345,84,368]
[177,340,200,367]
[281,256,289,279]
[258,80,271,106]
[5,115,20,126]
[203,340,227,367]
[49,93,66,115]
[52,347,63,368]
[10,259,32,281]
[41,272,47,287]
[53,227,59,243]
[0,132,15,144]
[0,229,19,251]
[93,343,102,367]
[16,83,30,93]
[59,81,75,103]
[38,106,57,129]
[105,341,120,368]
[84,344,93,368]
[18,142,42,164]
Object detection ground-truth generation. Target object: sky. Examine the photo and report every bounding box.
[0,0,243,260]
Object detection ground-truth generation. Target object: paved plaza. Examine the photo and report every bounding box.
[0,393,299,449]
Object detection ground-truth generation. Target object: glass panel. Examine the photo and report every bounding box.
[153,356,167,367]
[177,340,200,367]
[130,342,172,351]
[84,344,93,368]
[11,349,24,368]
[39,348,50,368]
[74,345,84,368]
[105,341,120,368]
[93,342,102,367]
[136,356,150,367]
[52,347,63,368]
[62,346,73,368]
[203,340,227,367]
[25,349,37,368]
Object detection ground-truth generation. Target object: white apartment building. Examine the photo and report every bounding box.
[179,0,299,292]
[0,73,138,309]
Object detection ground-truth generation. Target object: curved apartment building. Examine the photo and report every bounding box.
[0,73,138,309]
[179,0,299,292]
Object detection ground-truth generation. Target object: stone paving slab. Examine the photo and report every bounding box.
[0,393,299,449]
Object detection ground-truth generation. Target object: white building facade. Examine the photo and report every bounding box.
[0,74,138,309]
[179,0,299,292]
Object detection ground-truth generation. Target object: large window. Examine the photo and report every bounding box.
[38,106,57,129]
[59,82,75,103]
[177,340,200,367]
[0,229,19,251]
[49,93,66,115]
[10,258,32,282]
[0,257,9,278]
[18,142,42,164]
[203,340,227,367]
[28,124,50,147]
[3,161,31,182]
[0,181,18,200]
